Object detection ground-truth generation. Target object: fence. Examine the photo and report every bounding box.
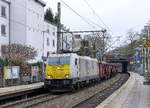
[0,66,43,87]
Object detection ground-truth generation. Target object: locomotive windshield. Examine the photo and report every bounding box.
[48,56,70,66]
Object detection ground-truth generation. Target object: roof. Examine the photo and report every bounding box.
[49,53,77,57]
[79,56,98,62]
[35,0,46,7]
[2,0,10,4]
[48,53,98,62]
[74,35,81,39]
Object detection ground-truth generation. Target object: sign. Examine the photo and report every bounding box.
[144,40,150,47]
[31,66,39,76]
[4,66,20,79]
[4,67,12,79]
[129,57,135,65]
[136,57,143,61]
[42,56,47,61]
[130,62,134,65]
[12,66,19,79]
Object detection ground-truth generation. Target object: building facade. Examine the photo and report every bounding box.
[43,21,57,57]
[7,0,57,62]
[0,0,10,56]
[72,35,81,52]
[0,0,58,62]
[9,0,46,62]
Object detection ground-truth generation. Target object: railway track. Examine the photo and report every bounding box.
[0,73,129,108]
[73,73,130,108]
[0,93,64,108]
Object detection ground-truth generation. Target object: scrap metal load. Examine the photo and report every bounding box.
[44,53,120,92]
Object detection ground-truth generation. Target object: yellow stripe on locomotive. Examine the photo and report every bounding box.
[46,65,70,79]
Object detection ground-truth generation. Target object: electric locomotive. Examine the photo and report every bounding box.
[44,53,99,92]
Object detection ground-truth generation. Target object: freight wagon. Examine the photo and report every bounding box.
[99,62,118,79]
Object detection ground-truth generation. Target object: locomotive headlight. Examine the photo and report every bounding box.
[47,75,52,79]
[64,75,69,79]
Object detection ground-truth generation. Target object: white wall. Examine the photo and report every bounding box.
[9,0,46,62]
[10,0,26,44]
[26,0,45,62]
[43,21,57,57]
[0,0,10,56]
[72,37,81,52]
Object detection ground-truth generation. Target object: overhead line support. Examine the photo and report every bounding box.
[59,29,107,34]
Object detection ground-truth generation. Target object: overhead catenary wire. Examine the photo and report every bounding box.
[9,0,118,51]
[12,0,101,30]
[59,0,105,30]
[107,36,122,50]
[8,0,108,33]
[83,0,113,34]
[82,0,118,50]
[4,1,105,37]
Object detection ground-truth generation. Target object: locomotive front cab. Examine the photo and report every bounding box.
[44,55,72,91]
[46,56,71,79]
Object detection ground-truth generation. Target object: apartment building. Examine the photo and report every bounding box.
[9,0,45,62]
[43,20,57,57]
[0,0,10,56]
[6,0,57,62]
[0,0,58,62]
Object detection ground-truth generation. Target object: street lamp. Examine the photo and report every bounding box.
[42,29,49,58]
[42,29,49,80]
[137,37,146,76]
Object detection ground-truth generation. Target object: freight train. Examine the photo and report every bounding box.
[44,53,119,92]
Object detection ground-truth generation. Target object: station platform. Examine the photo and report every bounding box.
[0,82,44,97]
[97,72,150,108]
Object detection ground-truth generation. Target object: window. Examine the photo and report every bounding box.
[53,32,55,36]
[1,25,6,35]
[60,56,70,65]
[48,57,59,66]
[75,58,77,65]
[1,6,6,17]
[47,38,50,46]
[48,56,70,66]
[53,40,55,47]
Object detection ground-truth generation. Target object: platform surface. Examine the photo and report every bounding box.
[0,82,44,96]
[97,72,150,108]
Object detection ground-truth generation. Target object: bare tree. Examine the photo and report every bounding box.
[85,33,103,57]
[1,44,37,65]
[1,44,37,75]
[127,29,139,48]
[103,32,112,53]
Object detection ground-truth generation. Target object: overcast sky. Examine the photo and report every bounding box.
[43,0,150,47]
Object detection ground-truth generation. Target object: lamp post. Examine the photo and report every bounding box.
[142,37,148,79]
[137,36,146,77]
[42,29,49,80]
